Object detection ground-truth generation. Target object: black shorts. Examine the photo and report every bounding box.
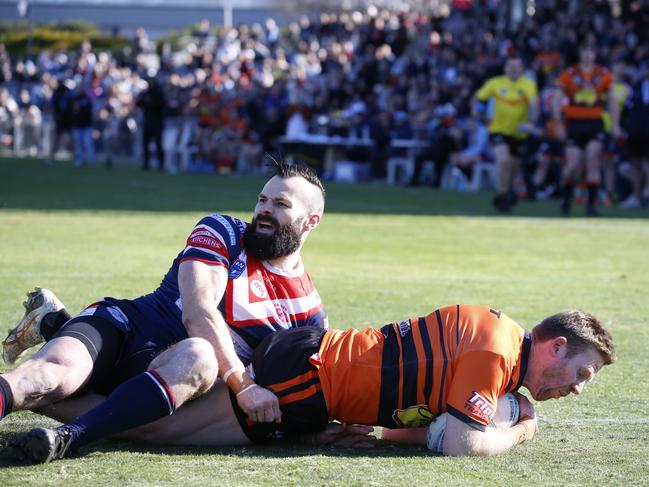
[489,133,524,156]
[230,327,329,443]
[566,119,605,149]
[539,139,565,158]
[55,315,167,395]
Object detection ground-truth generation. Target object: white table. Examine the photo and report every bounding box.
[279,135,375,176]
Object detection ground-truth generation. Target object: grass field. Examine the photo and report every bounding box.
[1,157,648,486]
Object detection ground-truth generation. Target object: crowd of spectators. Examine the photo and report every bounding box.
[1,0,649,208]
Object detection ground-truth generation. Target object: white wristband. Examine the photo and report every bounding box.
[222,365,244,384]
[235,383,257,397]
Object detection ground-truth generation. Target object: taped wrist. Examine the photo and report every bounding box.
[225,368,255,394]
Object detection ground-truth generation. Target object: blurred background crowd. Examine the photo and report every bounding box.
[1,0,649,212]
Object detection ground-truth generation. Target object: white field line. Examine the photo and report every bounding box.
[540,417,649,426]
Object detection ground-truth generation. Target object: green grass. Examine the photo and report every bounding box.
[1,158,648,486]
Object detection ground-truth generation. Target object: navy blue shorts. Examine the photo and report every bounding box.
[55,295,188,395]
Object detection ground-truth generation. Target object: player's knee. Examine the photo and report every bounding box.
[149,338,218,395]
[171,338,218,393]
[24,361,84,399]
[185,338,218,392]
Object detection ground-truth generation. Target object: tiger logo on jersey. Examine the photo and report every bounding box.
[392,404,435,428]
[574,88,598,106]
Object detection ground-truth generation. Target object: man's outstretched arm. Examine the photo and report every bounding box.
[381,427,427,444]
[442,413,536,456]
[443,394,537,456]
[178,260,281,423]
[382,394,537,456]
[382,416,536,456]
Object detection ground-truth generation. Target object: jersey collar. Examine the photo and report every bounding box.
[261,257,304,277]
[511,332,532,392]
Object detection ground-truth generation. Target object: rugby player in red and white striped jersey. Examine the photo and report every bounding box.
[0,158,329,459]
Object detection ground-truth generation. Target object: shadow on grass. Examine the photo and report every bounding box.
[1,157,647,219]
[109,438,434,458]
[0,434,437,468]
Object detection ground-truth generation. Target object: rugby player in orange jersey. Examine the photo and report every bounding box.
[11,305,615,461]
[554,43,621,216]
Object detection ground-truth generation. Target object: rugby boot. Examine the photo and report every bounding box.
[18,427,75,464]
[2,288,65,364]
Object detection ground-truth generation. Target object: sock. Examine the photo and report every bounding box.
[562,183,574,202]
[41,309,72,341]
[62,370,175,450]
[586,183,598,208]
[0,375,14,419]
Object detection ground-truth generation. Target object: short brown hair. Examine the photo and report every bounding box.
[532,310,616,365]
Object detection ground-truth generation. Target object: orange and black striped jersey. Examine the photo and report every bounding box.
[558,65,612,120]
[315,304,530,431]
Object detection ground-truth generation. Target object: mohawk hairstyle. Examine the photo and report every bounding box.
[265,155,326,200]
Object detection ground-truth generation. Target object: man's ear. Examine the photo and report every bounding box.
[303,213,321,231]
[552,336,568,358]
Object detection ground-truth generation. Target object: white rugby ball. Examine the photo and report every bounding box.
[490,392,520,428]
[426,393,520,453]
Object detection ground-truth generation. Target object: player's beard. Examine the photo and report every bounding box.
[243,214,302,260]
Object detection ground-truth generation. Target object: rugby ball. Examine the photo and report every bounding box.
[426,393,520,453]
[490,392,520,428]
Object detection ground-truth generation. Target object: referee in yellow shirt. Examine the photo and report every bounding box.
[472,55,539,212]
